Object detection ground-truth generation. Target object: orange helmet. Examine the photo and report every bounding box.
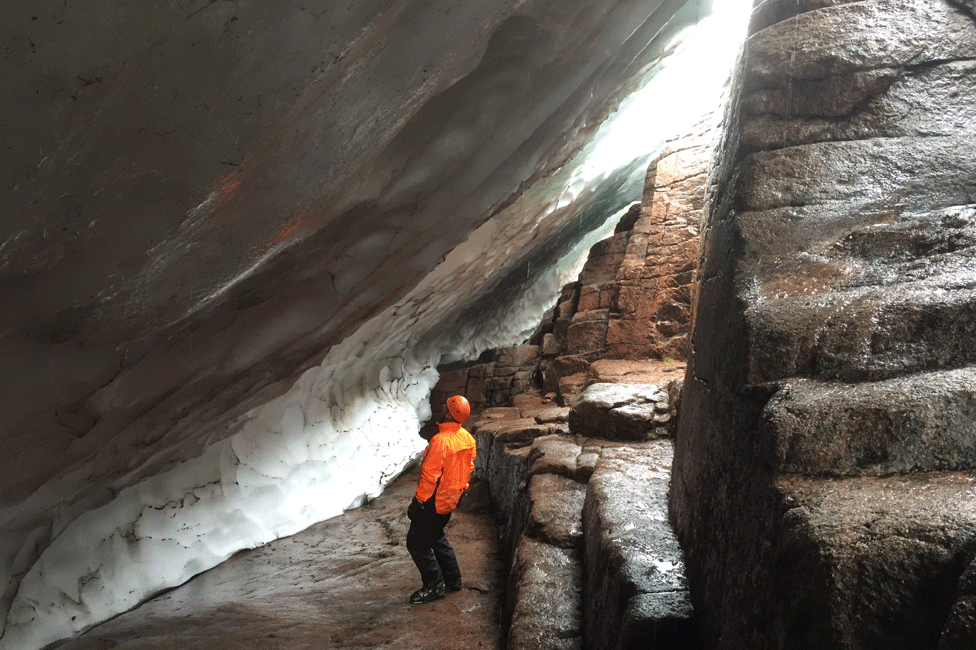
[446,395,471,423]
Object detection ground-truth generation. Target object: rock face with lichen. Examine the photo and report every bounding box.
[671,0,976,648]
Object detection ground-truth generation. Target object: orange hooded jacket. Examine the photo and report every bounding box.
[415,421,477,514]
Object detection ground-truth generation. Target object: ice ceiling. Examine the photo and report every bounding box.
[0,0,749,647]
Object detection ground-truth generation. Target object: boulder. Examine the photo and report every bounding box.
[569,383,670,440]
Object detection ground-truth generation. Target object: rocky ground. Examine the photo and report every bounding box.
[55,359,690,650]
[54,466,504,650]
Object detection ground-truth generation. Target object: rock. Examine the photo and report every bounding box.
[578,234,629,285]
[614,202,642,234]
[456,477,492,513]
[477,418,552,445]
[528,435,582,481]
[569,383,670,440]
[576,449,600,482]
[671,1,976,647]
[761,369,976,476]
[469,410,521,478]
[541,332,561,356]
[552,354,595,378]
[583,442,694,650]
[618,592,696,650]
[532,407,570,425]
[773,473,976,649]
[666,378,682,438]
[564,315,609,356]
[507,537,583,650]
[477,407,521,421]
[486,438,532,551]
[587,359,686,385]
[558,373,589,403]
[941,558,976,650]
[512,392,549,415]
[497,345,540,368]
[578,282,617,312]
[525,473,585,549]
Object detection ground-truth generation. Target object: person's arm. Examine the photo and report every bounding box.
[415,437,444,503]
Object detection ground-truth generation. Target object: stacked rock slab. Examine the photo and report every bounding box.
[469,380,694,650]
[426,344,541,436]
[671,1,976,648]
[539,112,720,403]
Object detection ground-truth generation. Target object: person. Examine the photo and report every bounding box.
[406,394,477,604]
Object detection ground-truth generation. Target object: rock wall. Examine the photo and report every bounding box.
[429,344,542,429]
[538,112,721,402]
[671,0,976,648]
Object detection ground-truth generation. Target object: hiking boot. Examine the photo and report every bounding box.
[445,579,463,592]
[410,581,446,604]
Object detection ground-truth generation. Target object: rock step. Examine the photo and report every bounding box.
[745,281,976,384]
[508,537,583,650]
[470,393,694,650]
[761,367,976,477]
[583,443,694,650]
[569,382,678,441]
[773,471,976,650]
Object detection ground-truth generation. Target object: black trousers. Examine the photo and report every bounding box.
[406,499,460,588]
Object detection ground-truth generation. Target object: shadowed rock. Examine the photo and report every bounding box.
[508,536,583,650]
[942,559,976,650]
[773,473,976,649]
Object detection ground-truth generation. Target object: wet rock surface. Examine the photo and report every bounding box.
[584,444,694,650]
[54,465,503,650]
[507,537,583,650]
[762,369,976,476]
[525,473,586,549]
[774,473,976,650]
[471,380,692,650]
[671,0,976,647]
[569,383,672,441]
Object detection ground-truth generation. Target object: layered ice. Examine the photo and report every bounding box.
[0,0,752,647]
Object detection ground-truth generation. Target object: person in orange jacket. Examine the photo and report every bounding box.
[406,394,477,604]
